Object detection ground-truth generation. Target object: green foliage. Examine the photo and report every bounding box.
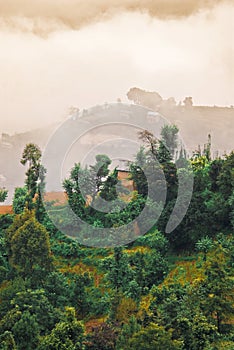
[195,236,213,261]
[12,187,27,214]
[143,250,168,288]
[20,143,46,216]
[0,278,28,318]
[38,307,86,350]
[217,151,234,199]
[12,311,40,350]
[0,331,16,350]
[150,283,218,349]
[228,191,234,229]
[116,316,141,350]
[0,135,233,349]
[0,233,9,280]
[9,289,60,334]
[90,154,111,193]
[0,188,8,203]
[0,214,13,232]
[63,163,87,221]
[129,146,148,197]
[43,272,71,308]
[101,247,135,293]
[149,236,234,347]
[199,244,234,333]
[6,210,52,279]
[69,272,92,319]
[136,229,168,254]
[160,124,179,157]
[100,168,119,201]
[125,323,183,350]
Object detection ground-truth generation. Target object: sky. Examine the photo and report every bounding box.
[0,0,233,134]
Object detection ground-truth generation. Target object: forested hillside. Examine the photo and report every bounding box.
[0,125,233,349]
[1,94,234,204]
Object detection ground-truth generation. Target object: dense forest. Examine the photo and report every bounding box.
[0,125,233,349]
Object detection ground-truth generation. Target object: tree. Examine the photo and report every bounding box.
[70,272,92,319]
[217,151,234,199]
[102,247,135,293]
[200,245,234,333]
[43,272,71,308]
[195,236,213,261]
[203,134,212,162]
[12,187,27,214]
[0,188,8,203]
[63,163,86,215]
[144,250,168,289]
[136,230,168,255]
[0,288,60,349]
[160,124,179,157]
[149,282,218,349]
[100,168,119,201]
[208,158,223,190]
[9,289,59,335]
[38,307,86,350]
[86,322,119,350]
[137,128,178,202]
[90,154,111,193]
[12,311,40,350]
[129,147,148,197]
[127,87,162,109]
[63,157,145,240]
[138,130,158,158]
[6,210,52,279]
[228,191,234,229]
[0,231,9,281]
[102,247,137,321]
[0,331,16,350]
[116,316,141,350]
[20,143,45,210]
[125,323,183,350]
[0,278,28,320]
[183,97,193,108]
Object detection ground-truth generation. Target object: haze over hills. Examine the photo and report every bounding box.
[126,88,234,155]
[0,88,233,203]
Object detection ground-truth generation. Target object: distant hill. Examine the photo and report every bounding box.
[159,105,234,155]
[127,87,234,155]
[0,99,233,203]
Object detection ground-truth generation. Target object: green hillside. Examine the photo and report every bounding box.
[0,124,233,349]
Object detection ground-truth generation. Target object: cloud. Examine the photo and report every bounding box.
[0,0,232,35]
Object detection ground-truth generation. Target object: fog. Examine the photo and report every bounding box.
[0,0,232,34]
[0,0,233,133]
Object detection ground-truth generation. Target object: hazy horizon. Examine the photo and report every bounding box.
[0,0,233,134]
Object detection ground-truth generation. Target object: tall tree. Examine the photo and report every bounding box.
[20,143,45,210]
[102,247,135,293]
[200,245,234,333]
[160,124,179,157]
[90,154,112,193]
[6,210,52,279]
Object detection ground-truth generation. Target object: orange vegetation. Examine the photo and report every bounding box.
[43,192,68,206]
[0,205,13,215]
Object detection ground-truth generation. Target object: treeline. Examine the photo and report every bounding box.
[0,126,233,349]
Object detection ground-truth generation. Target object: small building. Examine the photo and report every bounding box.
[117,169,135,192]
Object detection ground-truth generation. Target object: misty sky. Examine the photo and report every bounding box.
[0,0,233,134]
